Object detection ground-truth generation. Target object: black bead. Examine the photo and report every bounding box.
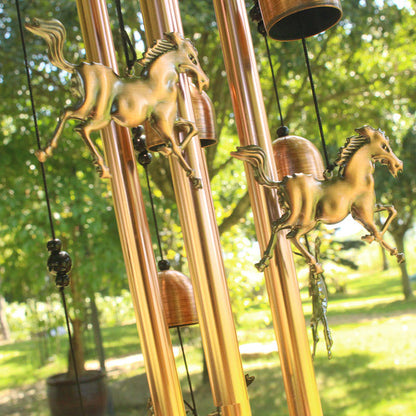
[138,151,152,166]
[132,125,147,153]
[48,250,72,275]
[47,238,62,252]
[277,126,290,138]
[158,259,170,271]
[55,273,70,288]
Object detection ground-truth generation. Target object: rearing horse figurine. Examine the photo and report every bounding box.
[26,18,209,188]
[232,126,404,274]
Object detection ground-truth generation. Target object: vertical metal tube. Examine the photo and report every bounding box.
[75,2,186,415]
[212,0,323,414]
[139,0,252,414]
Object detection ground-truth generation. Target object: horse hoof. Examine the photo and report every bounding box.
[35,149,47,163]
[96,165,112,179]
[191,177,203,189]
[311,263,324,275]
[255,261,267,272]
[397,253,405,263]
[361,234,375,244]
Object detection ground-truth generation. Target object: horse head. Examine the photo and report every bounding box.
[165,32,209,92]
[356,125,403,177]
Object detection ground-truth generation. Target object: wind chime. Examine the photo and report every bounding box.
[19,0,405,414]
[233,0,404,356]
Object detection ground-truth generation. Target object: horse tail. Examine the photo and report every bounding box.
[231,145,280,188]
[25,18,75,73]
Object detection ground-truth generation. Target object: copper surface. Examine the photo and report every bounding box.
[190,83,218,147]
[158,269,198,327]
[259,0,342,40]
[213,0,323,414]
[75,1,186,415]
[273,135,325,179]
[139,0,252,414]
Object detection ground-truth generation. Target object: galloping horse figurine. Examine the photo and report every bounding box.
[26,18,209,188]
[232,126,404,274]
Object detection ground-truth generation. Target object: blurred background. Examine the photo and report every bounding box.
[1,0,415,414]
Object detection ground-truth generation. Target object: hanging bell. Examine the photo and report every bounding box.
[273,134,325,179]
[143,120,166,152]
[158,261,198,328]
[190,83,218,148]
[258,0,343,41]
[144,84,218,151]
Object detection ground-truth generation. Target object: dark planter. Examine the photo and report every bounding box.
[46,370,107,416]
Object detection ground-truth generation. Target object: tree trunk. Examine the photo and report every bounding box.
[68,269,86,378]
[380,246,389,271]
[68,317,86,379]
[201,344,209,384]
[90,294,106,372]
[391,231,414,300]
[0,295,10,341]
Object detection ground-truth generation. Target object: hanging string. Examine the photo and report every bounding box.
[132,127,165,263]
[301,37,331,170]
[264,35,285,128]
[60,287,86,415]
[16,3,85,414]
[177,327,198,416]
[16,0,55,240]
[114,0,137,74]
[249,1,288,137]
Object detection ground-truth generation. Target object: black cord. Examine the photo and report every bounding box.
[264,35,285,128]
[177,327,198,415]
[143,164,165,262]
[114,0,137,74]
[301,37,331,170]
[16,0,56,239]
[16,4,84,414]
[61,288,86,416]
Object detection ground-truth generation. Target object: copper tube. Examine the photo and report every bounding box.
[75,2,186,415]
[139,0,252,414]
[212,0,323,414]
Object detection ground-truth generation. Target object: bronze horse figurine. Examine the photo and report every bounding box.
[26,18,209,188]
[232,126,404,274]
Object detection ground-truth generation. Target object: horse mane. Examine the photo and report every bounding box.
[332,134,370,172]
[138,38,177,71]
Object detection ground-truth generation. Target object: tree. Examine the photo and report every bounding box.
[375,124,416,299]
[1,1,127,376]
[1,0,415,370]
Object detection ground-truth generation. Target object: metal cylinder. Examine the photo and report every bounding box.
[273,135,325,179]
[75,2,186,415]
[212,0,323,414]
[258,0,342,40]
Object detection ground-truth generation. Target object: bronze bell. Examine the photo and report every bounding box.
[144,84,217,151]
[190,83,218,148]
[273,134,325,179]
[258,0,343,41]
[158,266,198,328]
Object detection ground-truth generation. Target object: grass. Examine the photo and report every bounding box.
[1,264,415,415]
